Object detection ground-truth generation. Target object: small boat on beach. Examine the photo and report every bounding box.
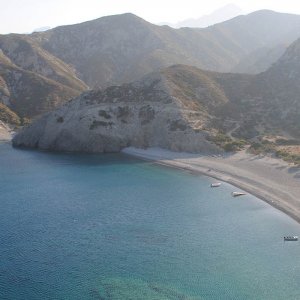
[284,236,298,241]
[232,192,246,197]
[211,183,221,188]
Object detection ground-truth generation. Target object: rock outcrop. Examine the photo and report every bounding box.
[13,65,231,153]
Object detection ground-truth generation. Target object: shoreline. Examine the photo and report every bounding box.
[122,147,300,224]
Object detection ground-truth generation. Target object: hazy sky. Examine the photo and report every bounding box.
[1,0,300,34]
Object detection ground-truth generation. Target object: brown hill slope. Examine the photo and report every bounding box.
[0,35,88,92]
[246,38,300,137]
[0,55,81,118]
[30,11,300,88]
[0,103,20,126]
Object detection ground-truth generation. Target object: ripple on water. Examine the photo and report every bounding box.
[2,144,300,299]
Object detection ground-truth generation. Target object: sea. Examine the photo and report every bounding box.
[1,142,300,300]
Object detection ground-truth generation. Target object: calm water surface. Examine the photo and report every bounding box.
[1,143,300,299]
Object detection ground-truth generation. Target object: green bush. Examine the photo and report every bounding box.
[209,133,247,152]
[275,150,300,165]
[249,141,275,154]
[224,140,247,152]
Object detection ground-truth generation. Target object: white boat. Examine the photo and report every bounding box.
[211,183,221,188]
[284,236,298,241]
[232,192,246,197]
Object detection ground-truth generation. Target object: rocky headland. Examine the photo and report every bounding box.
[12,65,230,153]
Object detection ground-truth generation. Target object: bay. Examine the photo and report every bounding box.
[0,143,300,299]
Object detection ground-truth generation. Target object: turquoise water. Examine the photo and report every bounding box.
[1,143,300,300]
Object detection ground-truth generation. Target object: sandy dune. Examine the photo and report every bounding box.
[123,147,300,223]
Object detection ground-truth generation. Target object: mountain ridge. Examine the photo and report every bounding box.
[2,10,300,124]
[30,10,300,87]
[12,35,300,152]
[30,10,300,82]
[168,4,244,28]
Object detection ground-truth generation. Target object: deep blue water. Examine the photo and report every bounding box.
[1,142,300,299]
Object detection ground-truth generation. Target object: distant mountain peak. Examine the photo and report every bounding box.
[32,26,51,33]
[164,3,244,28]
[87,12,148,25]
[248,9,284,15]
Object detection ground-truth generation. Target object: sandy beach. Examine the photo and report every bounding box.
[123,147,300,223]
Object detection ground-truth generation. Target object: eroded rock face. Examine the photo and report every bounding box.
[13,99,219,153]
[13,69,221,154]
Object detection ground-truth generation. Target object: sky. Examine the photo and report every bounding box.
[1,0,300,34]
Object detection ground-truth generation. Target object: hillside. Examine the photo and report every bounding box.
[2,10,300,122]
[2,10,300,125]
[12,37,300,153]
[246,38,300,137]
[29,10,300,88]
[0,35,88,92]
[0,35,88,122]
[231,44,287,74]
[0,103,20,126]
[12,65,251,152]
[0,53,81,118]
[199,37,300,140]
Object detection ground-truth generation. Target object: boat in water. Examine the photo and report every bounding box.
[211,183,221,188]
[232,192,247,197]
[284,236,298,241]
